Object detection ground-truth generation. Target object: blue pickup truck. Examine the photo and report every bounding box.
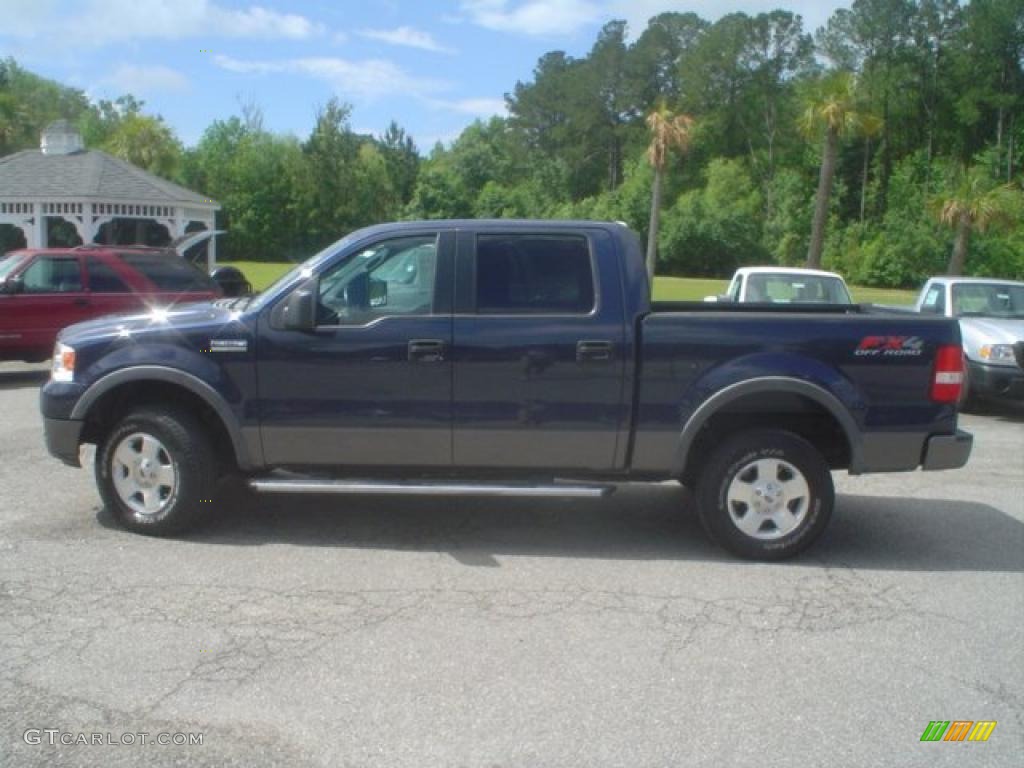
[40,220,972,559]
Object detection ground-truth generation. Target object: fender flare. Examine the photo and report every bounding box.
[672,376,864,476]
[71,365,256,469]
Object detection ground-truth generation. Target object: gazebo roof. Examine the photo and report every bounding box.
[0,146,217,208]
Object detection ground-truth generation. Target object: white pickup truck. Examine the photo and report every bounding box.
[706,267,853,304]
[913,276,1024,403]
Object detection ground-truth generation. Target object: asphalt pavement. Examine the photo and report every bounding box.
[1,361,1021,767]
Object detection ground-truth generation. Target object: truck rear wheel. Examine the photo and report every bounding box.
[695,429,834,560]
[96,406,218,536]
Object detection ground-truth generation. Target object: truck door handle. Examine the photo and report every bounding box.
[576,340,614,363]
[408,339,446,363]
[73,298,89,307]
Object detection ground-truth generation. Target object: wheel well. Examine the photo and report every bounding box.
[79,381,237,470]
[680,391,852,485]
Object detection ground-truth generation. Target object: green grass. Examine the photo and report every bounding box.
[653,275,917,305]
[226,260,294,290]
[228,260,918,306]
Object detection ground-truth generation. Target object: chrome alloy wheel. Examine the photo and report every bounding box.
[110,432,178,517]
[725,458,810,540]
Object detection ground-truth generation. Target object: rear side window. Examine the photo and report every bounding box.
[475,234,595,314]
[20,256,83,293]
[118,251,216,292]
[87,259,132,293]
[921,285,945,314]
[728,276,742,301]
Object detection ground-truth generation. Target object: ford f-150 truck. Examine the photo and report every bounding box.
[40,220,973,559]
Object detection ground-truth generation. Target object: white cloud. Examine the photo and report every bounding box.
[608,1,846,38]
[358,26,455,54]
[105,64,189,95]
[0,0,324,44]
[429,97,508,118]
[214,55,451,100]
[459,0,603,37]
[458,0,847,39]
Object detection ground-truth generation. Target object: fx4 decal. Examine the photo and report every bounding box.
[855,335,925,357]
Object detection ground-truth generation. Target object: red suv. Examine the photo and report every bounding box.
[0,245,222,362]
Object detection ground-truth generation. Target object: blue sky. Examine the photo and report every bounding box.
[2,1,850,150]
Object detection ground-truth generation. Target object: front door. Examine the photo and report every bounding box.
[257,231,454,468]
[4,254,90,357]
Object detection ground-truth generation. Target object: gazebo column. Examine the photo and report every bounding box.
[29,203,47,248]
[173,208,187,238]
[72,203,97,245]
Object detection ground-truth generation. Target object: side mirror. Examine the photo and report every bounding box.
[0,277,23,295]
[280,280,316,331]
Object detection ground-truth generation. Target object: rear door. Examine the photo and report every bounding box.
[5,254,90,355]
[84,256,146,317]
[116,250,220,304]
[451,228,628,471]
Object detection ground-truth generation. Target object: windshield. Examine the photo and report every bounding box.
[745,273,852,304]
[0,253,26,281]
[247,231,365,310]
[951,283,1024,318]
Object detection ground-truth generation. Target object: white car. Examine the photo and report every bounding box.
[914,276,1024,402]
[707,267,853,304]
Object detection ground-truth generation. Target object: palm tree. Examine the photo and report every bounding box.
[645,104,695,281]
[930,167,1021,275]
[798,73,881,268]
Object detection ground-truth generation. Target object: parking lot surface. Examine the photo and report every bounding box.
[1,361,1022,767]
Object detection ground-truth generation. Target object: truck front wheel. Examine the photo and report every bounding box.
[96,406,218,536]
[695,429,834,560]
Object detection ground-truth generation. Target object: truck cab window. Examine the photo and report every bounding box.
[475,234,594,314]
[317,235,438,325]
[921,285,945,315]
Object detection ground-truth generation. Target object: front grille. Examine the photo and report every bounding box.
[1014,341,1024,370]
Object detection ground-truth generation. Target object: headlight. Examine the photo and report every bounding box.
[51,342,76,382]
[978,344,1015,362]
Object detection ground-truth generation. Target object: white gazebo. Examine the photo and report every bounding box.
[0,120,221,268]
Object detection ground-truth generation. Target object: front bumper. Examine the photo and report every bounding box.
[968,360,1024,399]
[43,417,84,467]
[922,429,973,471]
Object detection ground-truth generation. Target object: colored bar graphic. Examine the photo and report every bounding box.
[967,721,997,742]
[921,721,949,742]
[944,721,973,741]
[920,720,996,743]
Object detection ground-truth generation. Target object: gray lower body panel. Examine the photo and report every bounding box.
[856,432,928,473]
[43,417,83,467]
[922,429,973,471]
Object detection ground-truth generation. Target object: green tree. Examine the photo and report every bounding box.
[102,114,182,177]
[659,158,769,275]
[644,104,695,280]
[378,121,420,206]
[78,95,145,147]
[303,98,361,243]
[930,166,1021,275]
[799,72,882,267]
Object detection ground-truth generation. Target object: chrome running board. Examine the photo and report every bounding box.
[248,477,614,498]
